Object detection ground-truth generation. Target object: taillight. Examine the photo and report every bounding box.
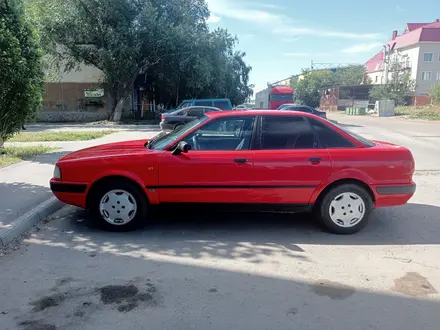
[161,114,165,120]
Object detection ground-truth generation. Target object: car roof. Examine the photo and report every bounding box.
[207,110,318,118]
[180,106,220,110]
[182,98,230,102]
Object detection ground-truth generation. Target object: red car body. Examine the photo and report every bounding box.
[50,111,415,233]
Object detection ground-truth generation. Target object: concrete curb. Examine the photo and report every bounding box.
[0,197,65,248]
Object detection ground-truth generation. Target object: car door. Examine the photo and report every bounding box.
[252,114,333,204]
[186,107,205,120]
[157,115,257,204]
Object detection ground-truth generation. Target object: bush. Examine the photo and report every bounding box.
[430,82,440,105]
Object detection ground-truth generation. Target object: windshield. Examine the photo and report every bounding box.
[176,101,192,109]
[149,115,210,150]
[270,94,294,102]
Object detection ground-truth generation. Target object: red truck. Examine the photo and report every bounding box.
[254,85,294,110]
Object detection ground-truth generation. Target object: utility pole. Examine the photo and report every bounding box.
[383,44,391,84]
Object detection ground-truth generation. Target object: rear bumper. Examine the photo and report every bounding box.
[374,183,416,208]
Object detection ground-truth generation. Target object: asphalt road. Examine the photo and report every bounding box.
[1,115,440,330]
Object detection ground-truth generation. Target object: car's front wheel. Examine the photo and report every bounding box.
[89,179,149,231]
[316,183,373,234]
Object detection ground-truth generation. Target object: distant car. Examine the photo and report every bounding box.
[51,110,416,235]
[160,106,221,131]
[278,104,327,118]
[166,98,233,113]
[234,105,248,110]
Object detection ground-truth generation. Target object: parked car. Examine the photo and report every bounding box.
[234,104,248,110]
[278,104,327,118]
[50,110,415,235]
[166,98,233,113]
[160,106,221,131]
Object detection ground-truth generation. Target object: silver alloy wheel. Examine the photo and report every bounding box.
[99,189,137,226]
[328,192,366,228]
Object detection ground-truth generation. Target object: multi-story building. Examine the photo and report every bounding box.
[365,20,440,96]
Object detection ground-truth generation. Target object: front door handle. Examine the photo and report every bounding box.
[234,158,248,164]
[309,157,322,164]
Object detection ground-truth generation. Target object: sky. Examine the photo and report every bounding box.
[205,0,440,92]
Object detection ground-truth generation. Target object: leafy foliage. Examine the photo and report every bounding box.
[430,82,440,105]
[27,0,253,120]
[293,65,367,107]
[369,60,415,106]
[0,0,44,146]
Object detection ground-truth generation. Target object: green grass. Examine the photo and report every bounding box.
[8,130,117,142]
[0,145,59,167]
[395,105,440,120]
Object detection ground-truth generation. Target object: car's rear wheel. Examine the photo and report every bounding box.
[316,183,373,234]
[174,123,184,130]
[89,179,149,231]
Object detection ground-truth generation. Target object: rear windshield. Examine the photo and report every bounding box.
[332,122,375,147]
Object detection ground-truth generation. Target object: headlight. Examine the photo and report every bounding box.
[53,165,62,179]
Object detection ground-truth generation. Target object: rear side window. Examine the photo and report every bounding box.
[261,116,316,150]
[213,100,230,109]
[307,117,355,148]
[194,101,213,107]
[204,107,219,113]
[187,108,205,118]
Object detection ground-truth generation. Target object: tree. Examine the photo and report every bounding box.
[369,60,415,106]
[28,0,254,119]
[430,82,440,105]
[293,65,367,107]
[0,0,44,150]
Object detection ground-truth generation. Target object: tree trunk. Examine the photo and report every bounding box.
[0,138,5,154]
[111,97,125,122]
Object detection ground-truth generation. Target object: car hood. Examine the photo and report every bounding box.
[59,139,155,162]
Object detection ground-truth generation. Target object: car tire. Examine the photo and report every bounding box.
[316,183,373,235]
[89,179,149,231]
[174,123,184,130]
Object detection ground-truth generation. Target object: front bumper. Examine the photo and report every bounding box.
[50,180,88,209]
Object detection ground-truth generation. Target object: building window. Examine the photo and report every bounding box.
[437,72,440,81]
[375,76,378,83]
[420,93,429,96]
[421,72,432,80]
[424,53,433,61]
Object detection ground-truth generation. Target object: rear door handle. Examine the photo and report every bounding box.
[234,158,248,164]
[309,157,322,164]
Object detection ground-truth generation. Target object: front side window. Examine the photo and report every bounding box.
[307,117,355,148]
[194,100,213,107]
[183,116,256,151]
[424,53,433,62]
[213,101,230,109]
[270,94,294,102]
[260,116,316,150]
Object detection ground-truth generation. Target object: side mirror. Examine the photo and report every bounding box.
[172,141,190,155]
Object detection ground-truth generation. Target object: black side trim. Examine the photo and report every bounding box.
[147,185,317,189]
[376,184,416,195]
[51,182,87,193]
[158,202,313,213]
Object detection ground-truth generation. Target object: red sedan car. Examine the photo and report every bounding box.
[50,110,416,234]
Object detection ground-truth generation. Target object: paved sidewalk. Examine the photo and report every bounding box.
[0,127,161,236]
